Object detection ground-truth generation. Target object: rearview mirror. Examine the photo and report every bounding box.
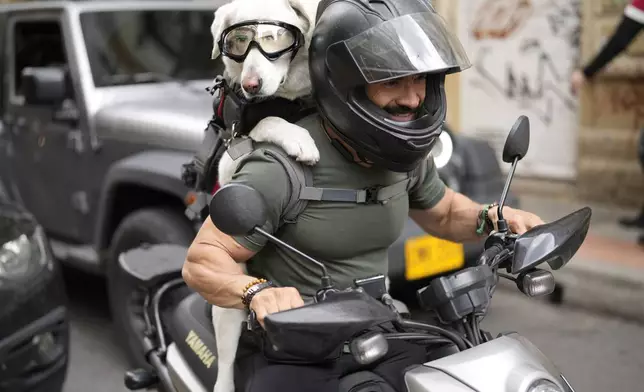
[494,115,532,232]
[209,183,268,236]
[502,115,530,163]
[511,207,592,274]
[21,66,68,106]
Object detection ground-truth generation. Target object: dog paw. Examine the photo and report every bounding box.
[279,129,319,165]
[251,117,320,165]
[293,135,320,165]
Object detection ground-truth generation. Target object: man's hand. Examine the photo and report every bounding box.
[570,69,587,96]
[487,205,545,235]
[250,287,305,328]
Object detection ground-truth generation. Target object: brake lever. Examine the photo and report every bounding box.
[477,243,504,266]
[247,310,263,331]
[489,249,511,269]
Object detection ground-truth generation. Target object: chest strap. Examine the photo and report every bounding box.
[299,178,412,204]
[225,141,423,230]
[226,138,412,204]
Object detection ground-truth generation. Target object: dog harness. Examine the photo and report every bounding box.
[182,76,317,219]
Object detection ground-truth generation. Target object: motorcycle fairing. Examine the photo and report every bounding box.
[404,333,571,392]
[167,293,218,391]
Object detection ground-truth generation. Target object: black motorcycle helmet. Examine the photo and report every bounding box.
[310,0,471,172]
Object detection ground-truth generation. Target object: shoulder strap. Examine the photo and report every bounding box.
[254,144,312,228]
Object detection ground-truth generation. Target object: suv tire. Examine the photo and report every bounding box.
[106,207,194,369]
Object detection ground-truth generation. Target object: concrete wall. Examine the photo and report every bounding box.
[455,0,581,180]
[577,0,644,207]
[432,0,462,132]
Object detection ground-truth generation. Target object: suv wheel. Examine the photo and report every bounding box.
[106,208,194,369]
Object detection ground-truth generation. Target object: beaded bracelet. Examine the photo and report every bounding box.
[241,278,274,308]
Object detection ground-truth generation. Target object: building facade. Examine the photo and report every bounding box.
[435,0,644,207]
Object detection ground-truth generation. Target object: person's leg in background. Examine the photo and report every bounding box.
[619,207,644,229]
[619,126,644,229]
[630,127,644,247]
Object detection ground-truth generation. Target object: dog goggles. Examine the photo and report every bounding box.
[218,20,304,62]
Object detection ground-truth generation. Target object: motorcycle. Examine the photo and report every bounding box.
[120,115,589,392]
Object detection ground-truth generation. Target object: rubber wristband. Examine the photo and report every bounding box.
[476,203,498,236]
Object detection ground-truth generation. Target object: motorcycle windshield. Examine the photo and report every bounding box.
[335,11,472,84]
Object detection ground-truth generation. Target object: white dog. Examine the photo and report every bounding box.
[208,1,321,391]
[213,0,321,184]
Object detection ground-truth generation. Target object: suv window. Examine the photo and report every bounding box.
[80,10,218,87]
[0,13,6,112]
[11,19,70,104]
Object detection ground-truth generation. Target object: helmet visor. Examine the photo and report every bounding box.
[337,11,471,83]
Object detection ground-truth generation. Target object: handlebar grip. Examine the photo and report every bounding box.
[478,243,504,266]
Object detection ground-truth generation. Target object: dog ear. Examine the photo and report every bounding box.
[210,3,235,60]
[286,0,318,37]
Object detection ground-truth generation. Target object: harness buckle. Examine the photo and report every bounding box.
[364,185,382,204]
[181,162,198,188]
[206,75,226,96]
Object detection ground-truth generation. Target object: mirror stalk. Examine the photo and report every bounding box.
[496,156,519,233]
[255,227,334,289]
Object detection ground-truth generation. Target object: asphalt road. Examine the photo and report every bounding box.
[61,268,643,392]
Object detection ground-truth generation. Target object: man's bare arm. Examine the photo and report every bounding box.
[410,187,544,241]
[409,187,484,243]
[182,216,259,309]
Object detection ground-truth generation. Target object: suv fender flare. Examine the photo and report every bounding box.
[93,150,194,252]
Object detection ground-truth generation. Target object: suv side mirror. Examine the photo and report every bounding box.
[21,66,67,106]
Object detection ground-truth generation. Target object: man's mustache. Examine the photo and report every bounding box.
[384,102,423,116]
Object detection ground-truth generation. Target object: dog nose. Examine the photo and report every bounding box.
[242,77,262,95]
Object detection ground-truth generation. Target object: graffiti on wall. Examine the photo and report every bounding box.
[467,0,580,126]
[458,0,581,179]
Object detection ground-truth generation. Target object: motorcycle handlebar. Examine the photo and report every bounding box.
[397,319,471,351]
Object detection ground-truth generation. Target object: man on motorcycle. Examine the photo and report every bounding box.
[183,0,545,391]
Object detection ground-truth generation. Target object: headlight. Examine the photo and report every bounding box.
[431,131,454,169]
[527,379,563,392]
[0,226,47,280]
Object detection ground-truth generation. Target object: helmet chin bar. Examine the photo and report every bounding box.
[315,81,447,172]
[349,85,446,141]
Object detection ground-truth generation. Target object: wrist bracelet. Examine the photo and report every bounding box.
[241,278,274,308]
[476,202,498,236]
[486,202,498,231]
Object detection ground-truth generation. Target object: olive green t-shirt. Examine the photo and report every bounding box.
[229,114,446,297]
